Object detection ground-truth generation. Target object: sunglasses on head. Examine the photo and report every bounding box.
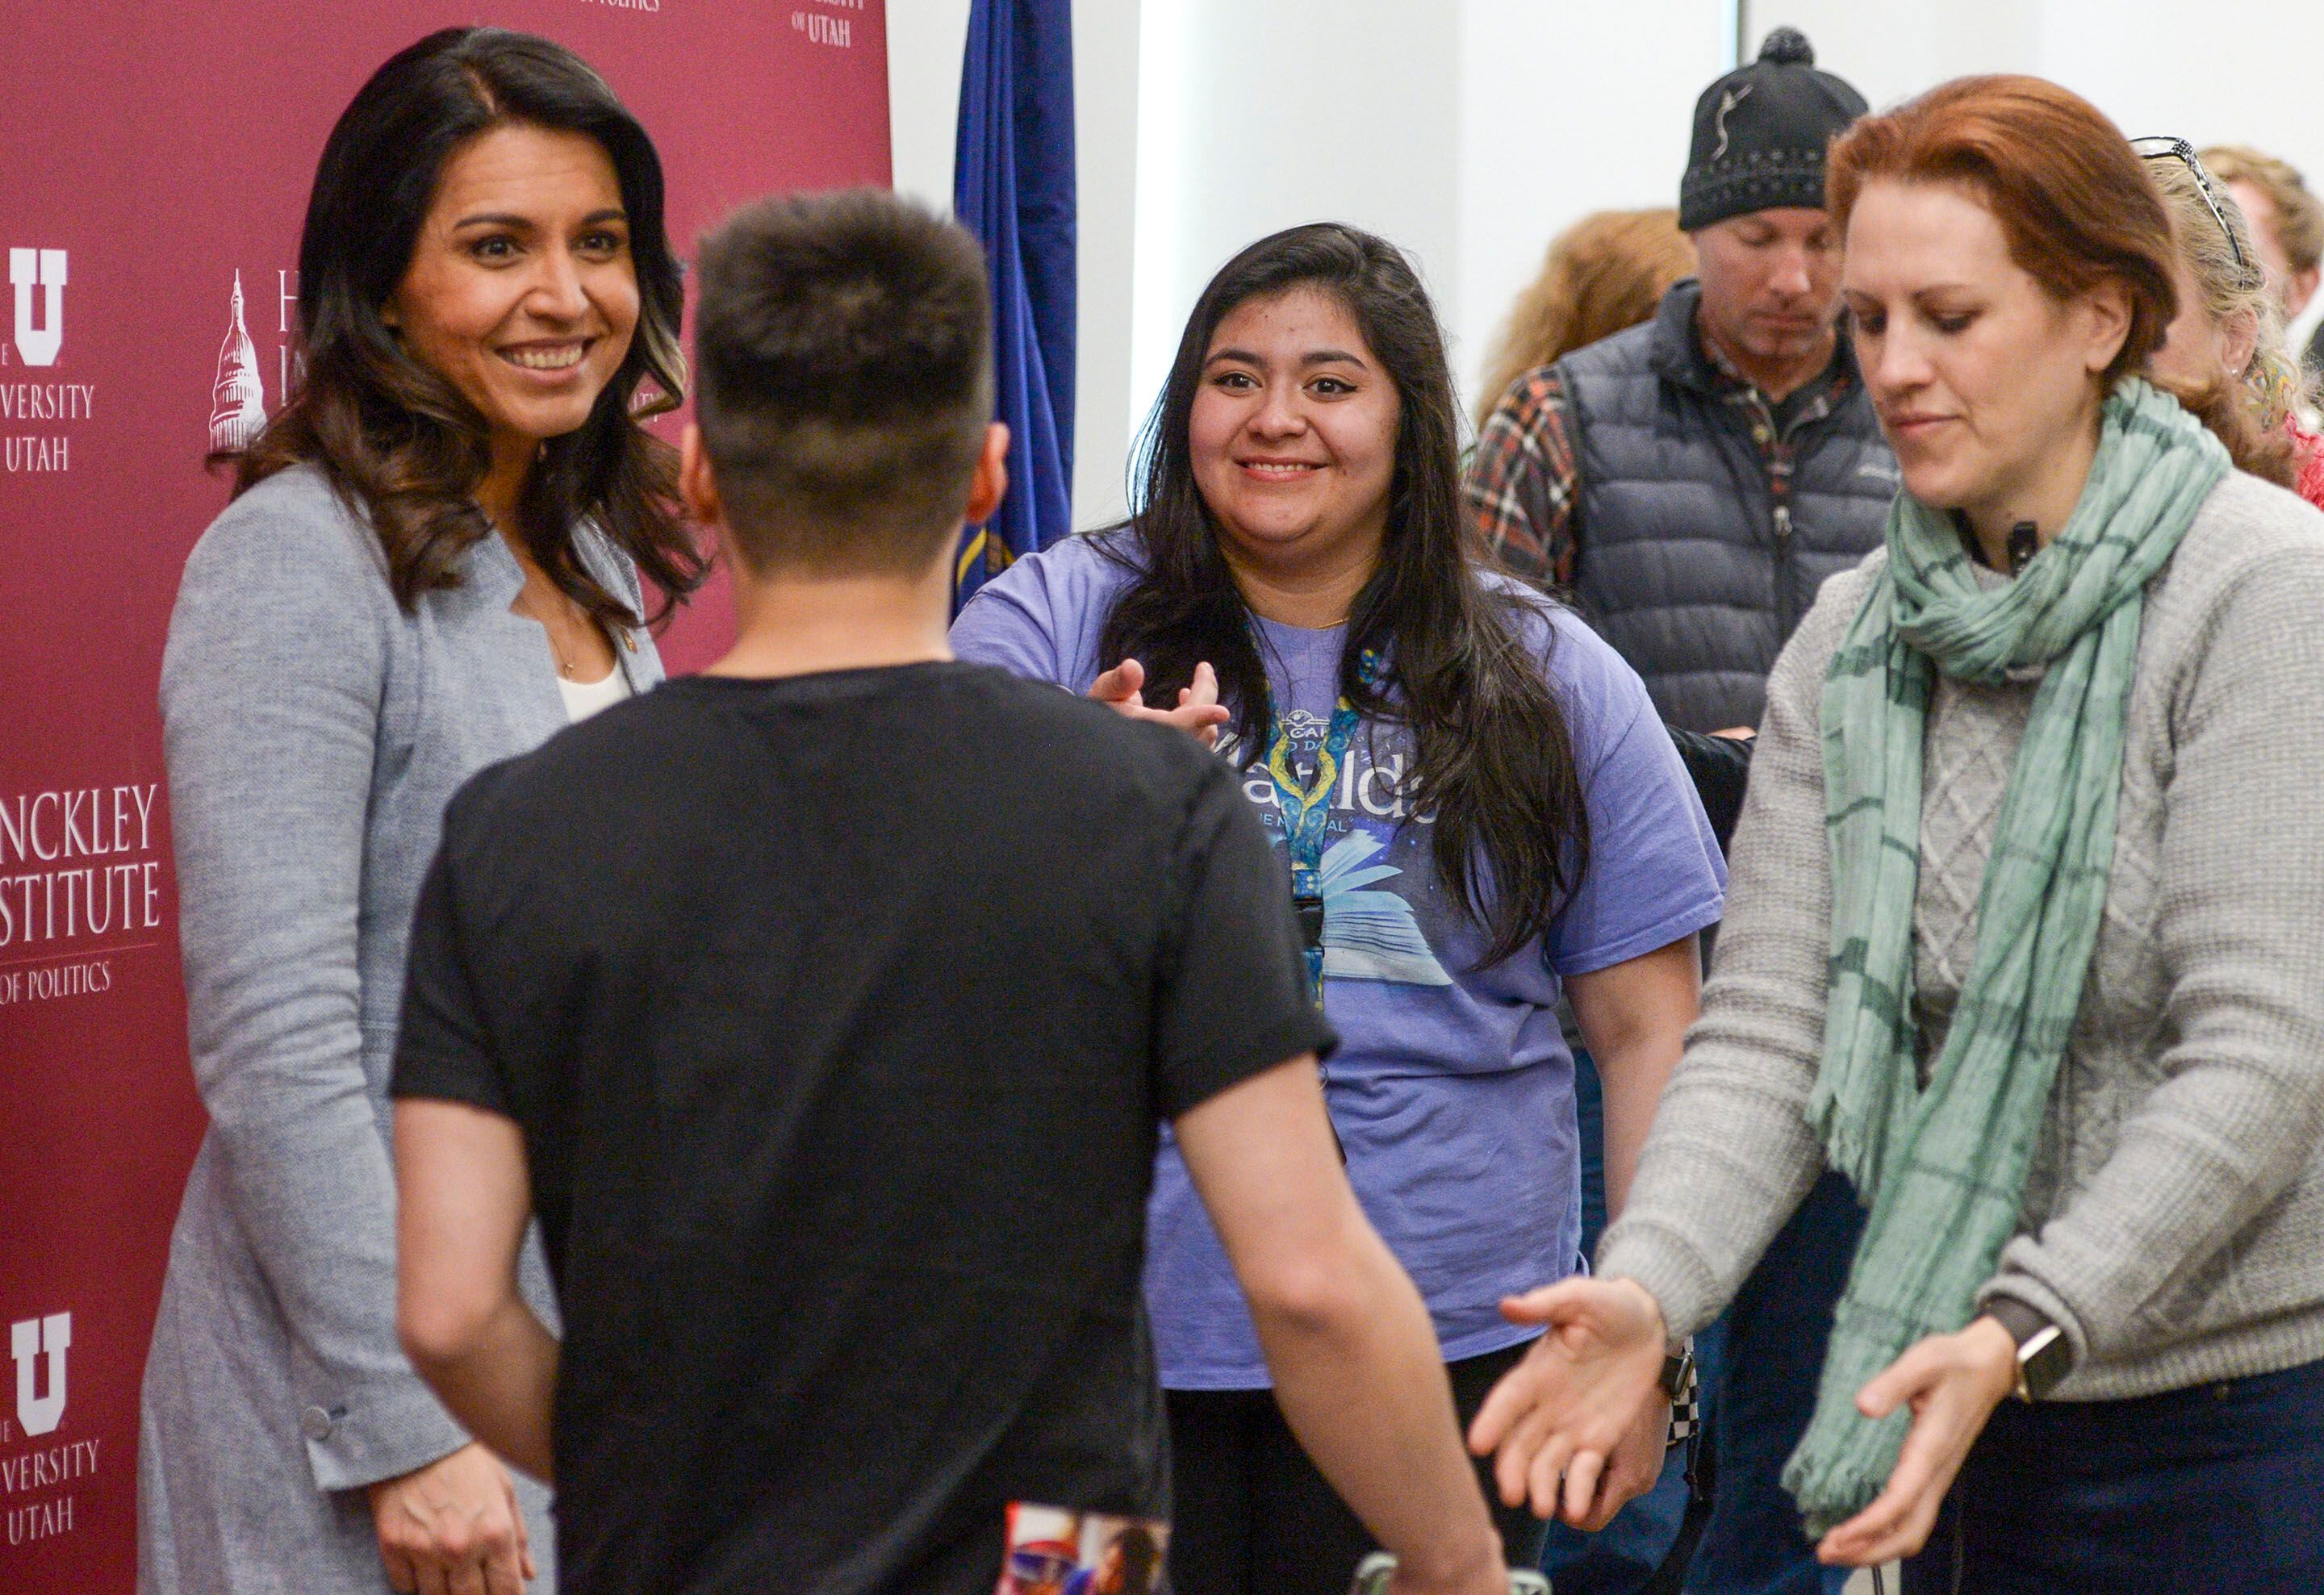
[2131,136,2251,278]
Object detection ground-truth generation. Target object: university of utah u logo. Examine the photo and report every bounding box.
[9,248,67,367]
[10,1313,69,1437]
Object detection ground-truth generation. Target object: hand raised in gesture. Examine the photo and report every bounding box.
[1089,658,1231,747]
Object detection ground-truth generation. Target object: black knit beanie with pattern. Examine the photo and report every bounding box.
[1678,28,1869,231]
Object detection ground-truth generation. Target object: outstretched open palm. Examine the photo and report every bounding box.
[1467,1276,1670,1526]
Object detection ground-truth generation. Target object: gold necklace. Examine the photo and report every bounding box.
[520,585,588,679]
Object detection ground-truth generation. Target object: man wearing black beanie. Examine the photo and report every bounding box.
[1469,29,1890,1595]
[1468,27,1893,733]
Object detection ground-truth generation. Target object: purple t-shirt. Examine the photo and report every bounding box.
[951,532,1727,1386]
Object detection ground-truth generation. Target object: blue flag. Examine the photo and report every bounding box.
[952,0,1076,607]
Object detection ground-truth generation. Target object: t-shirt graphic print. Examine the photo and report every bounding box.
[1230,702,1453,991]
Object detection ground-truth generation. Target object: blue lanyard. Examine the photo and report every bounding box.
[1260,648,1378,1008]
[1265,696,1359,1006]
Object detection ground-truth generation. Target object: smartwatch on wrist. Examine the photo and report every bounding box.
[1988,1301,2073,1401]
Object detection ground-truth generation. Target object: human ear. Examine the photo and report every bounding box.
[678,424,723,528]
[963,420,1011,526]
[2082,279,2135,377]
[2222,307,2260,382]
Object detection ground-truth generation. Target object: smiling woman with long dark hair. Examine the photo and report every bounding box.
[953,223,1726,1594]
[141,27,698,1594]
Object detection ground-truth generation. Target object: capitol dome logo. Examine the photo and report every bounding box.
[208,271,269,453]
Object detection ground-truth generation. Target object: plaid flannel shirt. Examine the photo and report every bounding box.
[1464,367,1579,590]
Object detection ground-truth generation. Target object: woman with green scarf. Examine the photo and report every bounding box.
[1467,76,2324,1591]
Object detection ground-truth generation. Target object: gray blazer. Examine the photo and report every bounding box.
[138,465,665,1593]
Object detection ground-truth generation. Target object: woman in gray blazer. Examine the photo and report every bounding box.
[140,30,701,1594]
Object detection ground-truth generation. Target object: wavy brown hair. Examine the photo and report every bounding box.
[225,27,703,624]
[1098,223,1590,966]
[1473,209,1696,428]
[1827,75,2292,486]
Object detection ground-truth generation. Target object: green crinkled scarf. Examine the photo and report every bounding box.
[1785,379,2229,1534]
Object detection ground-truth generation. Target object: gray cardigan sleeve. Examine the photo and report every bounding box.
[1594,570,1860,1338]
[1982,542,2324,1365]
[161,488,469,1491]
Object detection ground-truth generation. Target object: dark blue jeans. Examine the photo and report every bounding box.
[1536,1052,1703,1595]
[1690,1169,1862,1595]
[1902,1356,2324,1592]
[1542,1055,1860,1595]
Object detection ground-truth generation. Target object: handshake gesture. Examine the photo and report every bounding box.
[1465,1277,1675,1534]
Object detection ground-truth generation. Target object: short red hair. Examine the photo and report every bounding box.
[1828,74,2291,484]
[1827,75,2176,390]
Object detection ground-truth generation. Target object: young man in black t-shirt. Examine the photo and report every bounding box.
[388,191,1507,1595]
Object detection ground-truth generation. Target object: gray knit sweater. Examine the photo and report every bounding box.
[1599,470,2324,1400]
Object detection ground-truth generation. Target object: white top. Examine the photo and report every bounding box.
[558,663,632,723]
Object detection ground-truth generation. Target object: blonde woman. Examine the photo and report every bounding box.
[2139,140,2324,507]
[1472,210,1697,433]
[2198,145,2323,334]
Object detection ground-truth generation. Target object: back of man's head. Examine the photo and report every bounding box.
[694,190,993,575]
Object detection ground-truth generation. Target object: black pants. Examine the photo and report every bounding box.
[1165,1342,1550,1595]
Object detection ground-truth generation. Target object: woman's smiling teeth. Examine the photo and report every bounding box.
[1242,459,1321,478]
[501,341,590,371]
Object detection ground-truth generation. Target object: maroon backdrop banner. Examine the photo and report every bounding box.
[0,4,889,1584]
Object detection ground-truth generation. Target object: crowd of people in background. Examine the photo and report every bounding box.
[136,19,2324,1595]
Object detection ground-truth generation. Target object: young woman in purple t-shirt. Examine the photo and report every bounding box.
[951,223,1726,1594]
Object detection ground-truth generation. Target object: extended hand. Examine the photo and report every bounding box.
[1815,1316,2017,1568]
[1565,1385,1673,1532]
[1466,1276,1669,1523]
[368,1441,534,1595]
[1089,658,1231,747]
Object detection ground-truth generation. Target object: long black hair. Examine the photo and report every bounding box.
[1097,223,1590,963]
[229,26,703,624]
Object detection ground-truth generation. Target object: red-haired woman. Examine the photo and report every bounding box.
[1466,75,2324,1589]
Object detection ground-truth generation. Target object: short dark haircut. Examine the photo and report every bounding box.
[236,27,702,625]
[694,190,994,574]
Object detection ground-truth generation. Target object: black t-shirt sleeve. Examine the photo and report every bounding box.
[1152,758,1338,1120]
[391,829,512,1117]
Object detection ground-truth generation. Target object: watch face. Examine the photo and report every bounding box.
[2021,1327,2072,1400]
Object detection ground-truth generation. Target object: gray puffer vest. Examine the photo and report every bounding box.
[1561,280,1896,733]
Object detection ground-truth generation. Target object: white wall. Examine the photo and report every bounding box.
[1454,0,1732,417]
[1134,0,1753,466]
[1132,0,1464,423]
[886,0,973,213]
